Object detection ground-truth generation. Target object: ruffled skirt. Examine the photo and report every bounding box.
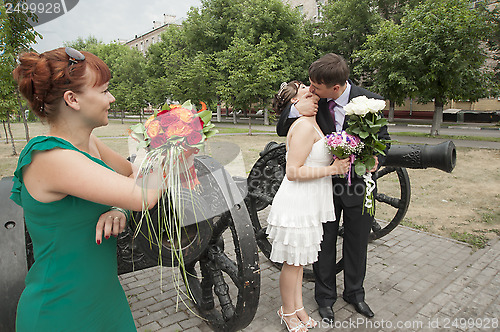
[266,175,335,266]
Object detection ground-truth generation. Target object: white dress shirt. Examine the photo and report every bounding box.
[329,81,351,132]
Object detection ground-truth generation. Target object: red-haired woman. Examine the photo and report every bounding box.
[11,47,159,331]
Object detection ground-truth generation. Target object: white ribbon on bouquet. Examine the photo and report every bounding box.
[362,173,376,214]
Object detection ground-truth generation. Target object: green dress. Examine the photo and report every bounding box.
[10,136,136,332]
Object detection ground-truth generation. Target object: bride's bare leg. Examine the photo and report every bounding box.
[280,262,307,331]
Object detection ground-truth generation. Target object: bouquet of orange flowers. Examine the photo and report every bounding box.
[128,100,217,302]
[130,100,217,190]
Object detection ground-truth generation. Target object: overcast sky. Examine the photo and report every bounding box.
[32,0,202,53]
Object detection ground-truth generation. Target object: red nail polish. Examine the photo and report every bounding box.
[105,235,109,239]
[97,239,101,245]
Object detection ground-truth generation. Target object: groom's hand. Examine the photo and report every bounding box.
[369,156,379,173]
[295,92,319,116]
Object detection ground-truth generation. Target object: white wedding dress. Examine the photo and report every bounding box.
[266,119,335,266]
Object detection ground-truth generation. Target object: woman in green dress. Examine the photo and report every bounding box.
[11,47,159,331]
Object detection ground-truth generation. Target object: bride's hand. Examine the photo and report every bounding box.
[330,158,350,175]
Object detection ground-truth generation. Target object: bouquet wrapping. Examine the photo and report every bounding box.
[128,100,218,303]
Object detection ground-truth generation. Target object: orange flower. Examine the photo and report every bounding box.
[144,115,155,128]
[146,120,162,138]
[165,121,193,138]
[170,107,194,123]
[199,101,207,112]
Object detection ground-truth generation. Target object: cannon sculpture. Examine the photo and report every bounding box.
[0,155,260,332]
[246,140,457,276]
[0,140,456,332]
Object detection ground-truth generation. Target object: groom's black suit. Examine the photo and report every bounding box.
[276,82,390,307]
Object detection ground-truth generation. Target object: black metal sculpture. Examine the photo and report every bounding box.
[246,140,456,276]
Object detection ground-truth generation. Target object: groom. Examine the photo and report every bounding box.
[276,53,390,322]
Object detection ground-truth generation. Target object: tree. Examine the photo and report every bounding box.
[354,20,417,121]
[64,35,103,51]
[404,0,495,135]
[374,0,420,23]
[315,0,381,82]
[358,0,496,135]
[0,0,41,154]
[89,43,147,122]
[175,0,316,120]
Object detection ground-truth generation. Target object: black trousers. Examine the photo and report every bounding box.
[313,195,373,307]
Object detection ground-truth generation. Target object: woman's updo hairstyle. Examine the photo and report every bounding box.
[272,80,301,114]
[12,47,111,121]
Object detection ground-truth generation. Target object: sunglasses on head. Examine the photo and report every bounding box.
[65,47,85,66]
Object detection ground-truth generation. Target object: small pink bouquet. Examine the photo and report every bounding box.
[325,131,364,185]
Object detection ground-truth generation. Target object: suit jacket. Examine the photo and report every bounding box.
[276,82,391,207]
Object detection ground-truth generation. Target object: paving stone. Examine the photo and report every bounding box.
[119,230,499,332]
[137,321,162,332]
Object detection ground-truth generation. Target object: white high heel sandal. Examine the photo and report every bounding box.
[295,307,317,328]
[277,307,307,332]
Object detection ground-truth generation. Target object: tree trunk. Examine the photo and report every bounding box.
[431,98,444,137]
[6,112,17,155]
[232,109,237,124]
[264,108,269,126]
[17,90,30,142]
[216,103,221,122]
[388,100,395,122]
[3,120,8,143]
[248,115,252,136]
[121,110,124,124]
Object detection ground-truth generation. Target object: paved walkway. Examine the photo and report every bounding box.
[120,224,500,331]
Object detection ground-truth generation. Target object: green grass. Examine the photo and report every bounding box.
[400,219,430,232]
[450,231,488,249]
[390,132,500,142]
[213,127,269,134]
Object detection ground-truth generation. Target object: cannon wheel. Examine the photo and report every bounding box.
[181,156,260,332]
[246,142,411,277]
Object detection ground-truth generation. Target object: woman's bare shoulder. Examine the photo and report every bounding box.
[289,117,316,135]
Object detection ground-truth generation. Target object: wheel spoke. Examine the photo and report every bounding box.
[210,248,240,289]
[375,193,401,208]
[254,227,268,240]
[374,166,395,180]
[247,191,273,204]
[205,250,236,321]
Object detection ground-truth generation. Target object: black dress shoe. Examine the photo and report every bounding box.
[349,301,374,318]
[318,306,334,323]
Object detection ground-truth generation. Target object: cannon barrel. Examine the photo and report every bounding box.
[383,141,456,173]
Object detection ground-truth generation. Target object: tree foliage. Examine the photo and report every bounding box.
[1,0,41,153]
[357,0,496,135]
[316,0,381,81]
[147,0,316,113]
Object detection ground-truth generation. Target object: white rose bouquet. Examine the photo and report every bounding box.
[344,96,390,215]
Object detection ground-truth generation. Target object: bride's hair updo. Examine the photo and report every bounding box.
[12,47,111,122]
[272,80,301,114]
